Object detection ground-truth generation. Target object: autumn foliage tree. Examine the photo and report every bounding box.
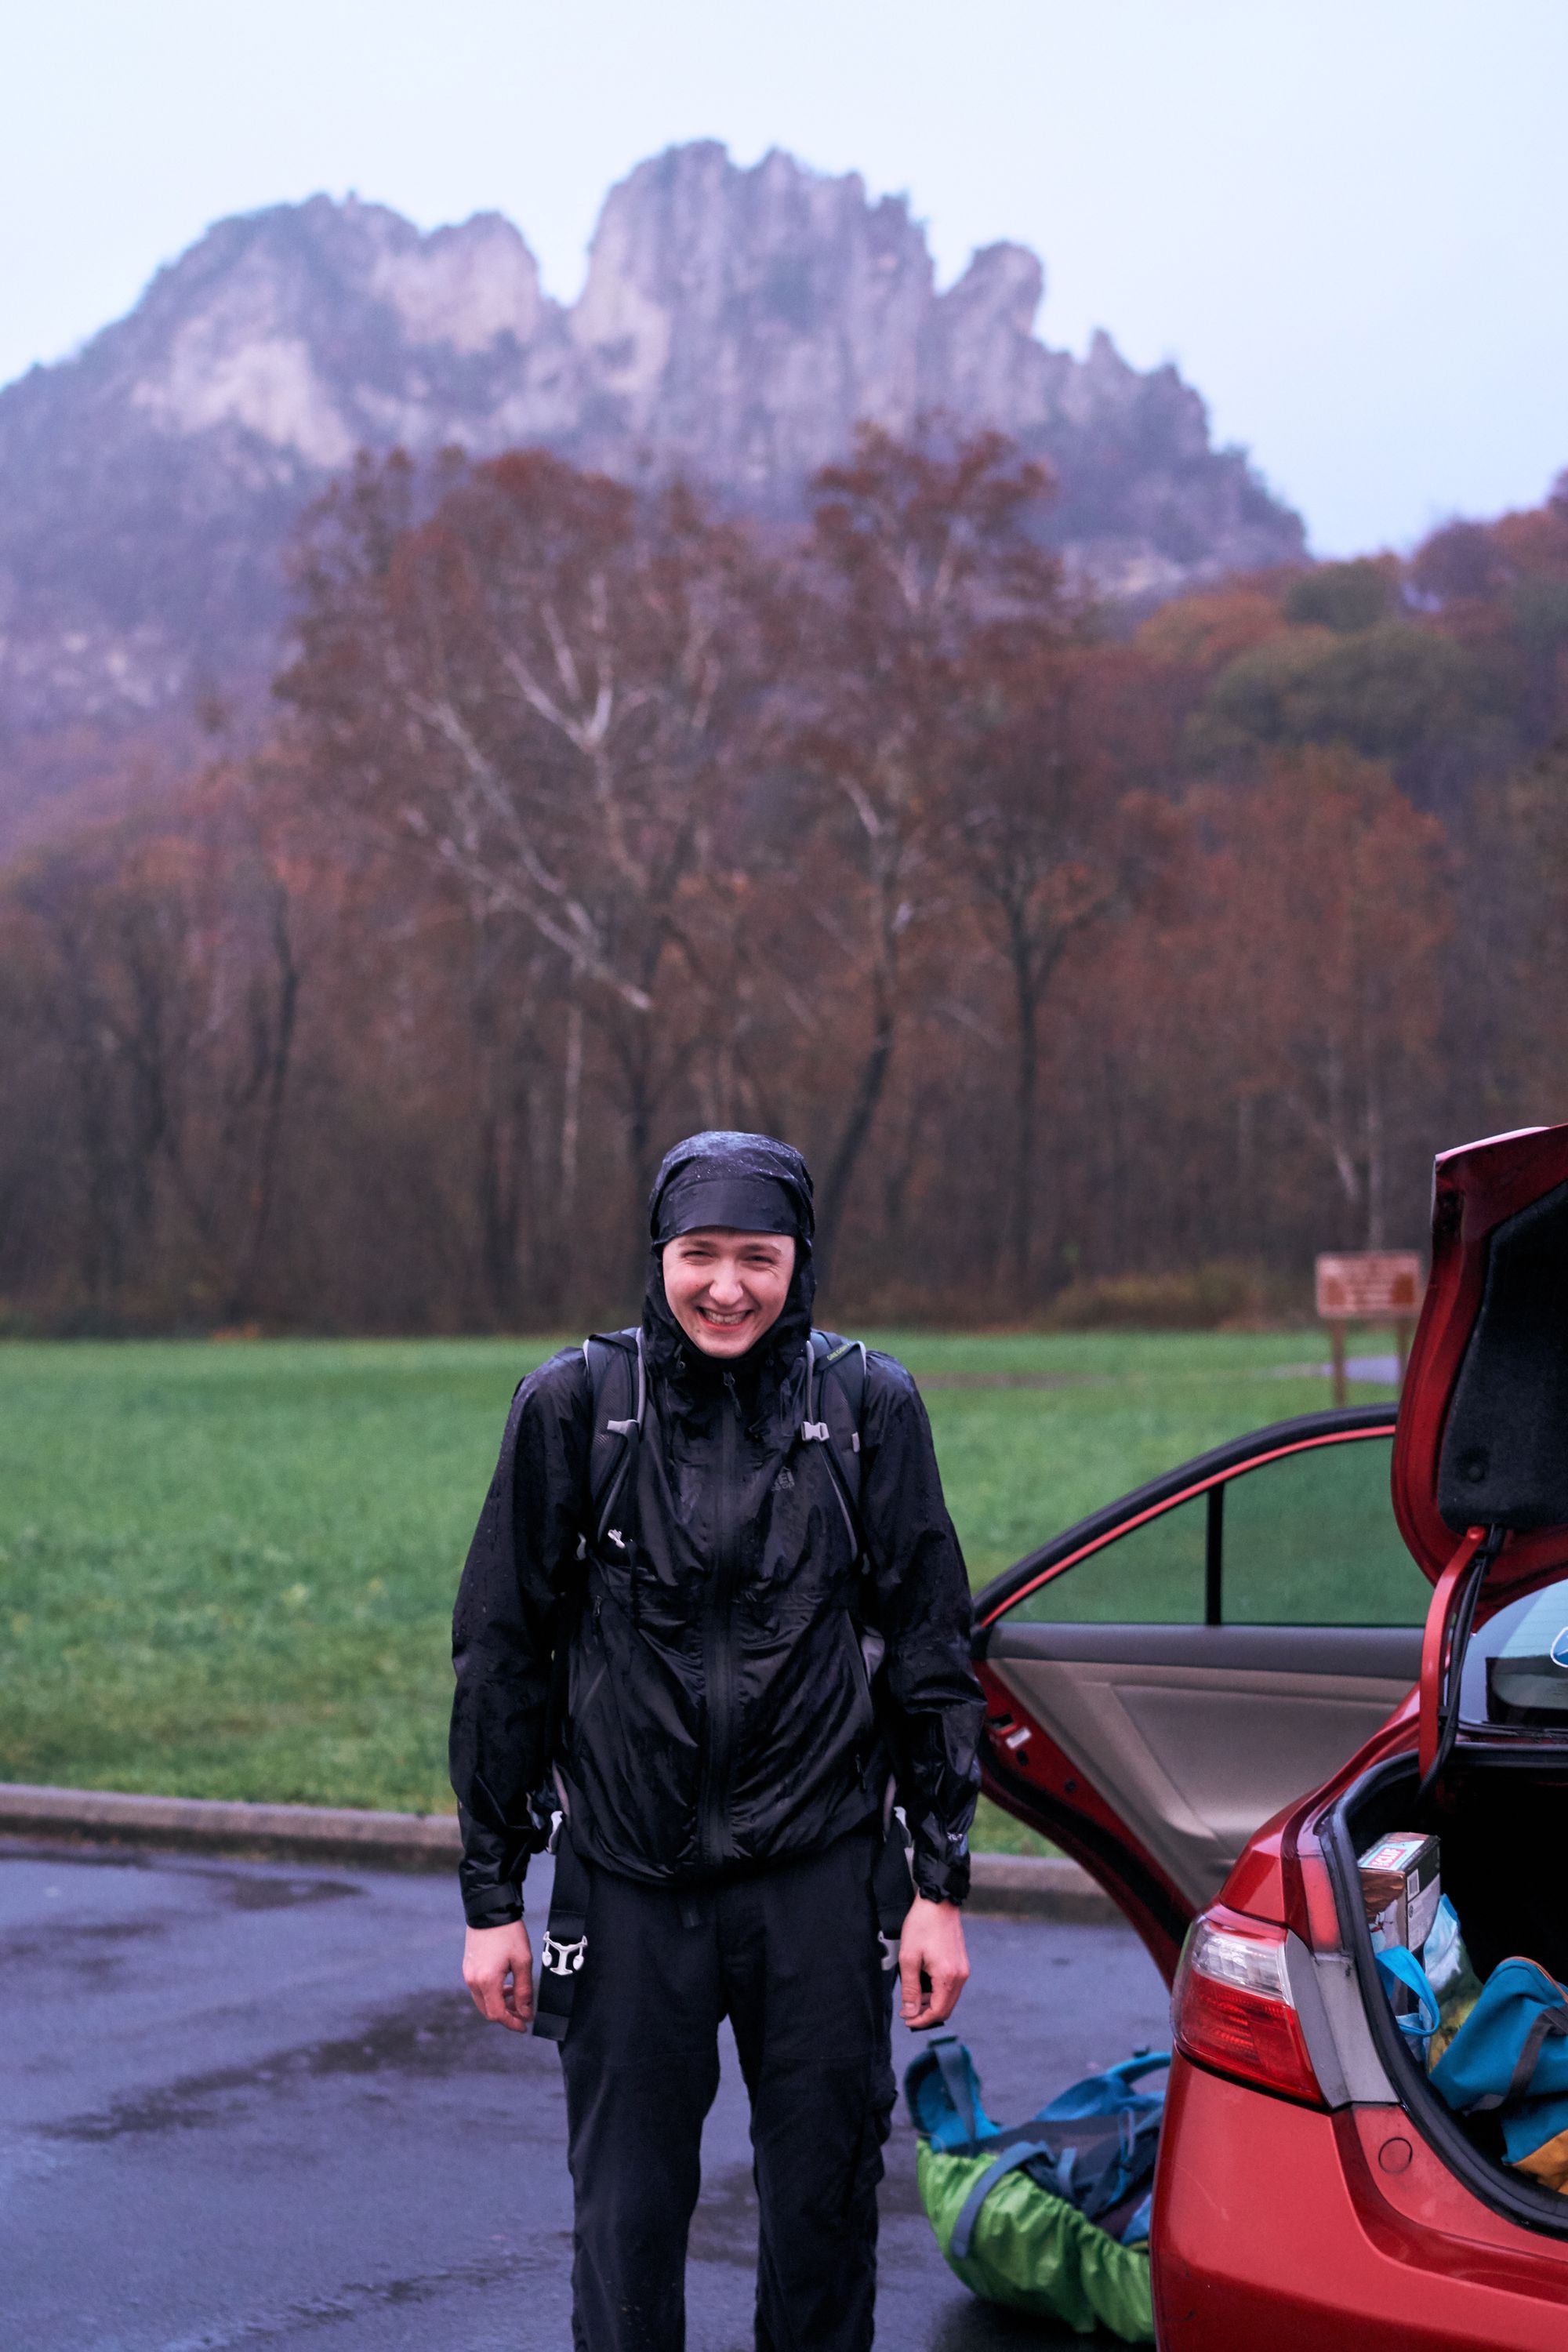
[279,449,771,1304]
[0,779,302,1321]
[781,423,1083,1276]
[2,436,1564,1333]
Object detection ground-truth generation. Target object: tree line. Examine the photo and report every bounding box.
[2,424,1566,1333]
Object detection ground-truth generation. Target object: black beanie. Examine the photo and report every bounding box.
[649,1131,815,1247]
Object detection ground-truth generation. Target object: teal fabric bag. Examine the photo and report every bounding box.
[1430,1955,1568,2176]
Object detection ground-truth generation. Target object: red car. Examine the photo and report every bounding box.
[975,1123,1568,2350]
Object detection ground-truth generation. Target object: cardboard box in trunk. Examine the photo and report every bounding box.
[1359,1831,1442,1999]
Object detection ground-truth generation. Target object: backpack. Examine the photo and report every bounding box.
[1429,1955,1568,2190]
[579,1326,869,1563]
[903,2035,1165,2343]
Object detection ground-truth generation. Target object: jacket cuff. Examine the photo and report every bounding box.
[462,1886,524,1929]
[913,1848,970,1905]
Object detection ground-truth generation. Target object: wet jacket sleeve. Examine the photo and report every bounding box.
[449,1349,592,1929]
[860,1355,985,1904]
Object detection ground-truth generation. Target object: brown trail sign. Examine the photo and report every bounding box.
[1314,1251,1425,1405]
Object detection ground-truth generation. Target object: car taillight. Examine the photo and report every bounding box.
[1173,1904,1325,2107]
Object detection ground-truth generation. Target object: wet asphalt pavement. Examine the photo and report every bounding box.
[0,1840,1171,2352]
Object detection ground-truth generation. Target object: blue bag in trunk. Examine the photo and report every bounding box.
[1429,1955,1568,2190]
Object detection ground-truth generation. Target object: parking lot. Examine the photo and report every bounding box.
[0,1838,1170,2350]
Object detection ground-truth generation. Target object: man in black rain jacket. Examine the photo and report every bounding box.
[451,1131,984,2351]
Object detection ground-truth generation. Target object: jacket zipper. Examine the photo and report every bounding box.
[698,1372,742,1867]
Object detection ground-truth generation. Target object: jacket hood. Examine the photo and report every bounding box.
[644,1131,816,1406]
[648,1130,815,1247]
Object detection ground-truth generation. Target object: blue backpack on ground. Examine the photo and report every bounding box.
[904,2035,1167,2341]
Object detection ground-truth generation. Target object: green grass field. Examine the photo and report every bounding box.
[0,1331,1399,1850]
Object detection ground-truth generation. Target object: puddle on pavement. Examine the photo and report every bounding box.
[216,1873,362,1911]
[45,1987,556,2143]
[0,1841,371,1913]
[149,2241,568,2351]
[0,1916,167,1981]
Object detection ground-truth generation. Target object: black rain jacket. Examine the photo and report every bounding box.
[449,1207,982,1929]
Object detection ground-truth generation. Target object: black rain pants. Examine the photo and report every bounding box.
[557,1828,896,2352]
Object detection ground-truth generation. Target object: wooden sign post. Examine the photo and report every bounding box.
[1315,1252,1424,1404]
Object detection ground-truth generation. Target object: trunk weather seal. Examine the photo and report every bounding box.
[1417,1524,1504,1806]
[1323,1753,1568,2239]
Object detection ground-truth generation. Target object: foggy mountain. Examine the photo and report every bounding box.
[0,141,1304,821]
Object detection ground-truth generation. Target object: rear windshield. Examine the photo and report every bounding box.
[1461,1576,1568,1728]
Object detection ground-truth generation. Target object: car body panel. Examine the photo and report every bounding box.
[1154,2061,1568,2351]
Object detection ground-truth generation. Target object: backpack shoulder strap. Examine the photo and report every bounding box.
[539,1331,642,1795]
[582,1328,644,1548]
[804,1329,867,1506]
[949,2140,1057,2261]
[801,1330,869,1561]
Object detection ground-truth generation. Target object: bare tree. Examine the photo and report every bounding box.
[787,420,1063,1283]
[949,630,1155,1290]
[282,452,767,1275]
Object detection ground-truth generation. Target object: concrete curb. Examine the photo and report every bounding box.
[0,1781,1120,1922]
[966,1853,1120,1924]
[0,1782,461,1871]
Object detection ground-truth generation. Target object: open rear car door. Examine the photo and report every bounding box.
[974,1405,1428,1977]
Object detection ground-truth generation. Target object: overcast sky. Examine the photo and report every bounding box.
[4,1,1563,555]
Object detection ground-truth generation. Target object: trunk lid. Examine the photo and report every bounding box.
[1395,1121,1568,1594]
[1394,1123,1568,1768]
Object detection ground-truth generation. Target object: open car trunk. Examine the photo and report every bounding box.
[1298,1126,1568,2227]
[1313,1123,1568,2229]
[1324,1742,1568,2236]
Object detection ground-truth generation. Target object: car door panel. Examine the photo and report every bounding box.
[987,1630,1419,1909]
[974,1410,1421,1947]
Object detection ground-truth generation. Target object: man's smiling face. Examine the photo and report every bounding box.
[662,1228,797,1359]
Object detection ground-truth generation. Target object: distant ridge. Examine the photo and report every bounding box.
[0,143,1304,833]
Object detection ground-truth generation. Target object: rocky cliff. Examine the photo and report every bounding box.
[0,142,1304,790]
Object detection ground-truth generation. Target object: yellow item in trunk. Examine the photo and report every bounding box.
[1513,2127,1568,2194]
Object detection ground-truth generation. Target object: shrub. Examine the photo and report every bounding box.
[1046,1261,1287,1331]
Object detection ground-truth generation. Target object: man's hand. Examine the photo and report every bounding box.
[463,1918,534,2032]
[898,1893,970,2031]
